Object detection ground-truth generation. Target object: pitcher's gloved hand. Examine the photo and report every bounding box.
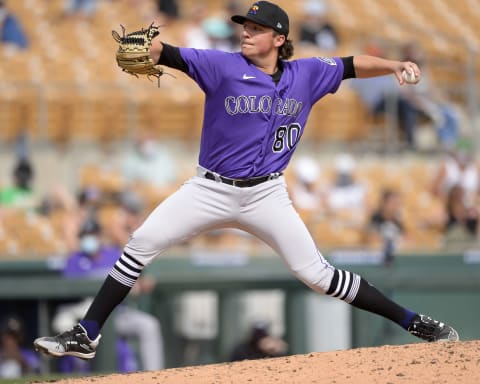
[112,23,163,83]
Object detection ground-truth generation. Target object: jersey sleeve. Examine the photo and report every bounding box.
[303,57,344,103]
[178,48,232,94]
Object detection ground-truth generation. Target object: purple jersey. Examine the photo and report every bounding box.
[179,48,344,178]
[63,246,121,279]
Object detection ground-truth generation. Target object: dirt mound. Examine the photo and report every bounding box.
[36,340,480,384]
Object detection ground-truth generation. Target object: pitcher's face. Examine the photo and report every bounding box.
[240,21,284,60]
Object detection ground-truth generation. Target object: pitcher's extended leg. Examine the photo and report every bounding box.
[82,177,237,335]
[238,179,458,342]
[34,177,240,358]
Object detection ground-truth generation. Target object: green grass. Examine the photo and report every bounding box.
[0,373,87,384]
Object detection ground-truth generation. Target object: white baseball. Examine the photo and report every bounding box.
[402,69,419,84]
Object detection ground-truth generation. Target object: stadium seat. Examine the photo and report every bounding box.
[305,89,371,142]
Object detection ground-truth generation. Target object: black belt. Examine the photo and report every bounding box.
[203,171,282,188]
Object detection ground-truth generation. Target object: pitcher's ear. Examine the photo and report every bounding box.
[274,33,286,48]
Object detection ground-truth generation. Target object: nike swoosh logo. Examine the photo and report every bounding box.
[242,74,256,80]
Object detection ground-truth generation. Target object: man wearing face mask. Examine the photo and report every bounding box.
[324,153,367,223]
[53,219,165,372]
[122,132,178,191]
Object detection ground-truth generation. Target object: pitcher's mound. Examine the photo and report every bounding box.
[36,340,480,384]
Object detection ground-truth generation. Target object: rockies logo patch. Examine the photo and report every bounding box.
[316,57,336,66]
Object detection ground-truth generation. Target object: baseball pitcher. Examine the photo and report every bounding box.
[35,1,458,362]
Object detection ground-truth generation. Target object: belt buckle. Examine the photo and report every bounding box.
[232,179,242,187]
[268,172,279,180]
[210,171,222,183]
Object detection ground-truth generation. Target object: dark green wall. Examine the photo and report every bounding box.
[0,253,478,371]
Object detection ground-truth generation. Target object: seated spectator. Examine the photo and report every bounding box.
[400,42,460,149]
[183,4,211,49]
[38,184,81,254]
[123,132,178,192]
[108,190,146,248]
[290,156,324,220]
[0,157,35,211]
[431,138,479,205]
[298,0,339,52]
[230,320,288,362]
[53,219,164,372]
[0,0,28,50]
[324,153,368,225]
[225,0,242,50]
[0,316,39,378]
[365,189,407,263]
[201,16,235,52]
[0,134,37,211]
[443,184,480,243]
[349,41,418,148]
[184,7,236,52]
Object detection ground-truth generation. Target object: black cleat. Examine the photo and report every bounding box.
[408,314,459,342]
[34,324,101,360]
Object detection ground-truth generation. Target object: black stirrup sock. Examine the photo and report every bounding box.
[83,275,132,330]
[327,270,416,329]
[83,252,144,332]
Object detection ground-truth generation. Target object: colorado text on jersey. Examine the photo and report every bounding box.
[224,95,303,116]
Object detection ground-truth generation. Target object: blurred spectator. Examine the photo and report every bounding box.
[201,16,235,52]
[109,190,146,247]
[290,156,323,217]
[225,0,242,50]
[53,219,164,372]
[431,138,479,205]
[400,42,460,149]
[349,41,418,149]
[39,185,76,217]
[0,316,39,378]
[183,3,239,51]
[38,184,81,253]
[443,184,480,243]
[183,4,211,49]
[122,133,177,211]
[63,0,97,20]
[0,133,37,211]
[77,186,102,217]
[39,185,106,254]
[0,0,28,50]
[155,0,179,20]
[74,186,103,245]
[123,132,178,191]
[298,0,339,52]
[0,158,35,210]
[324,153,368,223]
[230,320,288,362]
[365,189,407,263]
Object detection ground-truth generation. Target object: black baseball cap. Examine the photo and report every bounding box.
[79,218,101,237]
[231,1,289,36]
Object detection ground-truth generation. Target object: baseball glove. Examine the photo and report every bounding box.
[112,23,163,83]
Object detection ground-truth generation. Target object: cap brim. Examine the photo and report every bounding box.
[231,15,247,25]
[231,14,287,35]
[231,14,271,29]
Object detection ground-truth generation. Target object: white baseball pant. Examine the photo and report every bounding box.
[123,168,335,293]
